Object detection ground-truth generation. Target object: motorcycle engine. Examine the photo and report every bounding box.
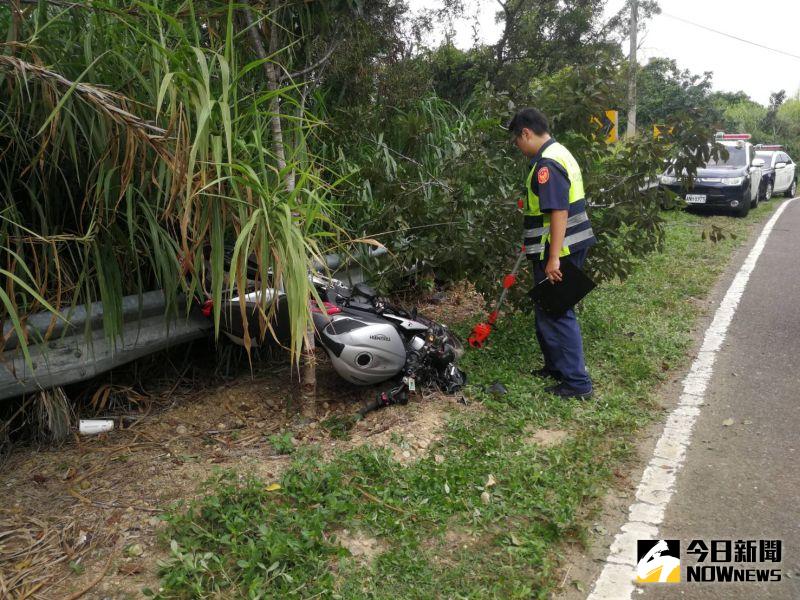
[402,323,466,394]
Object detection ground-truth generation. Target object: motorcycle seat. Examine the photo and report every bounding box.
[352,282,377,301]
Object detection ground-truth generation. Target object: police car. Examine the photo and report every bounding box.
[659,133,765,217]
[755,145,797,199]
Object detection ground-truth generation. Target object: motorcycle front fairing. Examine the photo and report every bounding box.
[312,310,407,385]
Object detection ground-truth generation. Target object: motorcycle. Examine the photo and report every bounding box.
[310,275,466,413]
[214,261,467,415]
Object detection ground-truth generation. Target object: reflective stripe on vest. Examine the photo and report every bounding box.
[524,142,594,259]
[524,212,589,238]
[524,227,594,258]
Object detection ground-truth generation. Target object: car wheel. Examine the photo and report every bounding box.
[736,190,751,217]
[762,181,773,201]
[785,179,797,198]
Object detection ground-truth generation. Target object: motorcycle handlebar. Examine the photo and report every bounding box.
[312,245,388,274]
[359,384,409,417]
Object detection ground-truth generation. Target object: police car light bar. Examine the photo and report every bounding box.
[757,144,783,150]
[720,133,751,140]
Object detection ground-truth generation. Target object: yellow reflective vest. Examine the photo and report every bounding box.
[523,141,595,259]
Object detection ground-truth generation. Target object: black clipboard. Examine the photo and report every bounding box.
[528,259,596,316]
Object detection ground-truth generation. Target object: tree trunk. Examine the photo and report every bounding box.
[626,0,638,139]
[242,2,315,414]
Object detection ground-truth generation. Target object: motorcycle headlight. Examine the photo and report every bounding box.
[721,177,744,186]
[660,174,678,185]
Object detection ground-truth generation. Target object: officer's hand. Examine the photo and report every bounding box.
[545,257,562,283]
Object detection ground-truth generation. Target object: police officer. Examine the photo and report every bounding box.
[508,108,595,399]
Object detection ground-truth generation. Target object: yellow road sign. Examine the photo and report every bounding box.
[654,124,674,139]
[590,110,618,144]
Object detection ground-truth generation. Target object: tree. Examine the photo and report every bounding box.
[763,89,787,139]
[635,57,717,129]
[489,0,622,97]
[776,96,800,156]
[722,101,767,140]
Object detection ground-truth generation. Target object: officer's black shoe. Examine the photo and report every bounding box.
[531,367,563,381]
[545,383,593,400]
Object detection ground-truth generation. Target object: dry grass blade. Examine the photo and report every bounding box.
[0,55,171,160]
[0,511,96,599]
[62,542,119,600]
[35,388,73,442]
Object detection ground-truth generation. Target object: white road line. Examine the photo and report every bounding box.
[586,198,797,600]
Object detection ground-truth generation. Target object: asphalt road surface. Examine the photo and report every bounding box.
[641,199,800,599]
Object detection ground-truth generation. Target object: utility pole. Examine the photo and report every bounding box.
[626,0,638,138]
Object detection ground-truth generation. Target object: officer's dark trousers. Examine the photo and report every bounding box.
[532,248,592,393]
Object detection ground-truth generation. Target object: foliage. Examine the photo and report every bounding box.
[488,0,623,95]
[776,96,800,157]
[721,100,769,140]
[283,0,410,110]
[1,0,751,357]
[530,64,725,282]
[419,43,494,106]
[318,60,722,308]
[319,89,519,298]
[708,87,800,157]
[634,57,718,130]
[268,432,295,455]
[154,464,351,598]
[0,2,339,361]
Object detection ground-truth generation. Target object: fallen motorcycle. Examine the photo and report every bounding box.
[217,269,467,416]
[312,276,466,415]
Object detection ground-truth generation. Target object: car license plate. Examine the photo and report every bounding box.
[685,194,707,204]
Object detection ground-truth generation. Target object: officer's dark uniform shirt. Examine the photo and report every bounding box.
[529,139,571,211]
[524,138,596,258]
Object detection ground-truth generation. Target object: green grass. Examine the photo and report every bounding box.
[151,203,777,599]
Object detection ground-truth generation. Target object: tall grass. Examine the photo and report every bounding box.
[0,1,335,362]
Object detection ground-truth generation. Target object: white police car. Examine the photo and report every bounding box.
[755,145,797,199]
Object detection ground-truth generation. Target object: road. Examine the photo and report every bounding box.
[589,198,800,600]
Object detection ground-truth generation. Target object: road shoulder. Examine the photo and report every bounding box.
[553,202,784,599]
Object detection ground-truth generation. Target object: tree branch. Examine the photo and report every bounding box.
[285,36,342,81]
[492,0,518,79]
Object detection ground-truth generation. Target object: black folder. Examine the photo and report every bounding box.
[528,259,596,316]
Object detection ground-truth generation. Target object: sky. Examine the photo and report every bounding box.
[405,0,800,106]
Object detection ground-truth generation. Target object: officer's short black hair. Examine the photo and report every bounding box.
[508,108,550,136]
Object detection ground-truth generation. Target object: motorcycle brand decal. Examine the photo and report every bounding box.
[538,166,550,184]
[369,334,391,342]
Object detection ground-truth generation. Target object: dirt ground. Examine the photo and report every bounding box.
[0,288,480,600]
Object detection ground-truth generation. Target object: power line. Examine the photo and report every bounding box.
[661,12,800,62]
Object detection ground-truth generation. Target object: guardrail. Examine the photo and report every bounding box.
[0,248,386,402]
